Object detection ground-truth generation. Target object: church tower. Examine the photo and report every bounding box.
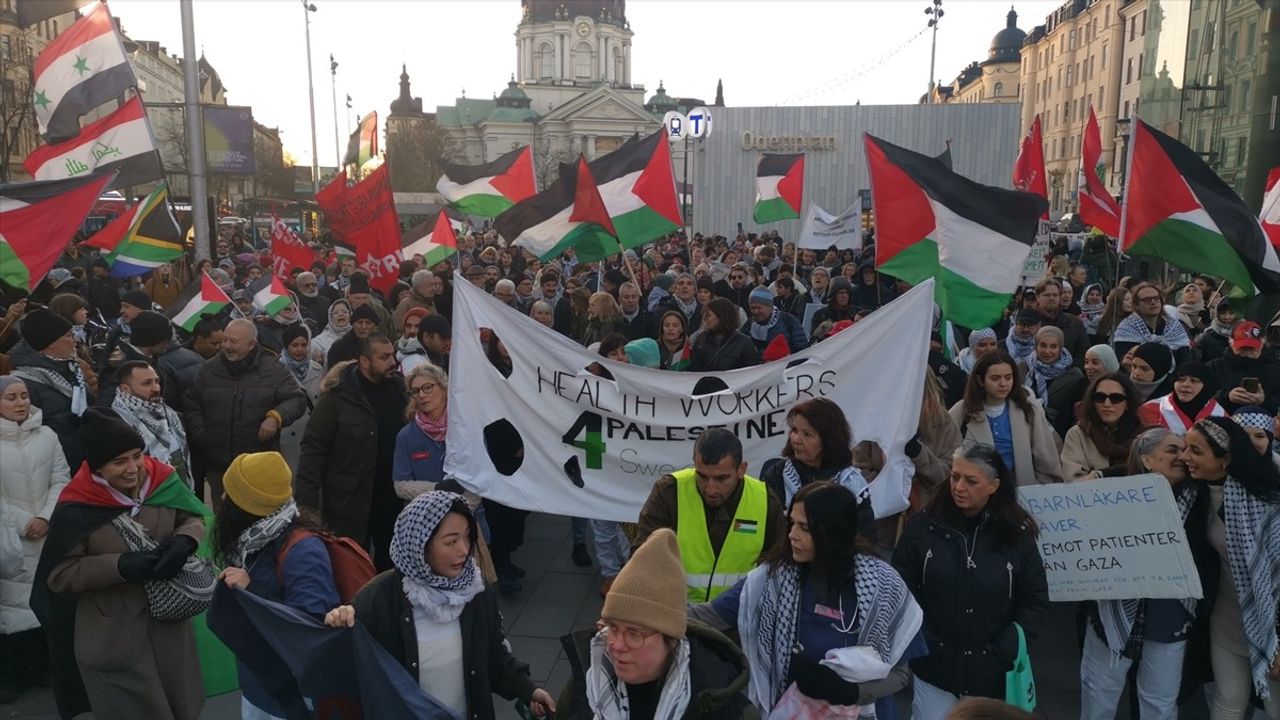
[515,0,635,112]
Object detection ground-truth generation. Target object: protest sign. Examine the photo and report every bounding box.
[1020,235,1050,286]
[797,202,862,250]
[445,276,934,523]
[1019,474,1204,602]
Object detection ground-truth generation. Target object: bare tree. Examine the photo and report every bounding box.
[533,134,573,190]
[0,35,36,184]
[386,116,456,193]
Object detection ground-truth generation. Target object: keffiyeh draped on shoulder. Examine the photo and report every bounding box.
[1113,310,1190,350]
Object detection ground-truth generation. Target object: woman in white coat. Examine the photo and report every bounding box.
[0,375,70,702]
[277,324,324,472]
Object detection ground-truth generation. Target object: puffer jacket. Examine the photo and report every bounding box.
[8,341,94,469]
[182,347,308,470]
[891,509,1048,699]
[0,407,71,634]
[689,330,758,372]
[155,341,205,403]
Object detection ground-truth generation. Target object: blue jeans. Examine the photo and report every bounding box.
[571,516,588,544]
[590,520,630,578]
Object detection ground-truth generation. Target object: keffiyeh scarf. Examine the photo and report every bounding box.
[780,460,870,508]
[112,390,189,477]
[1005,332,1036,364]
[13,358,88,416]
[1079,285,1105,335]
[1114,310,1191,350]
[749,307,781,343]
[646,287,669,312]
[1223,475,1280,698]
[390,491,483,623]
[279,350,311,382]
[1025,348,1074,405]
[586,631,692,720]
[674,296,699,321]
[230,499,299,569]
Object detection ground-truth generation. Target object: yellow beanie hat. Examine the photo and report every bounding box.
[601,528,687,638]
[223,451,293,517]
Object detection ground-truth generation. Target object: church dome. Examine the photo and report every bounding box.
[986,7,1026,64]
[522,0,626,26]
[496,76,532,108]
[645,81,677,114]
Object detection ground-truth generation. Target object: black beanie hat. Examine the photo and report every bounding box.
[20,308,73,352]
[281,323,310,348]
[82,407,146,471]
[351,304,380,324]
[348,272,371,295]
[121,289,152,310]
[129,311,171,348]
[1133,342,1175,380]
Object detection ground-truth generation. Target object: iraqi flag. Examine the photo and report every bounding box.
[1012,115,1049,220]
[1121,119,1280,295]
[1078,106,1121,237]
[32,1,136,142]
[83,183,183,277]
[166,271,232,332]
[437,145,536,218]
[253,275,292,316]
[494,130,681,262]
[753,153,804,224]
[1262,167,1280,251]
[865,133,1047,329]
[401,208,462,268]
[0,171,115,291]
[24,96,162,190]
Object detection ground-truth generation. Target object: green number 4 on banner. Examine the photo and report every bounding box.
[563,411,607,470]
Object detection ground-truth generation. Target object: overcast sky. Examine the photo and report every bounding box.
[105,0,1063,167]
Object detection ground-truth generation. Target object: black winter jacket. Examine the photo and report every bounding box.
[9,341,94,469]
[1207,349,1280,414]
[689,330,758,372]
[352,571,538,720]
[892,509,1049,699]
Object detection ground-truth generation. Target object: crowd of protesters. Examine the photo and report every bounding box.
[1,222,1279,720]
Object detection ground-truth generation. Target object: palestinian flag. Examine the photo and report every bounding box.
[32,1,136,142]
[0,171,115,291]
[402,208,462,268]
[343,111,377,169]
[1012,115,1049,220]
[166,271,232,332]
[1121,119,1280,295]
[1078,106,1121,237]
[437,145,536,217]
[83,183,183,277]
[24,96,162,190]
[865,133,1047,328]
[753,153,803,224]
[253,275,292,315]
[494,130,681,262]
[1261,167,1279,251]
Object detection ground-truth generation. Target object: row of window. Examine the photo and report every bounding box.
[536,42,625,81]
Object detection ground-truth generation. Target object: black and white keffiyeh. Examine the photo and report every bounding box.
[1113,310,1191,350]
[230,498,299,569]
[1005,332,1036,364]
[112,390,189,478]
[673,295,699,321]
[781,460,870,508]
[1025,348,1074,405]
[12,358,88,416]
[390,491,483,623]
[1222,476,1280,698]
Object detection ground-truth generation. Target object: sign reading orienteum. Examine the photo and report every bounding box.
[1019,474,1204,602]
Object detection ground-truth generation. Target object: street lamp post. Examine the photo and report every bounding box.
[330,54,341,169]
[925,0,944,103]
[302,0,319,196]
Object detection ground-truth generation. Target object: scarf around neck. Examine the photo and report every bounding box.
[781,460,869,508]
[112,390,187,468]
[390,491,483,622]
[1006,332,1036,363]
[674,295,699,320]
[1026,348,1074,404]
[586,632,692,720]
[279,350,311,382]
[1114,311,1191,350]
[415,409,447,443]
[1222,477,1280,699]
[13,356,88,416]
[231,498,299,569]
[749,307,781,342]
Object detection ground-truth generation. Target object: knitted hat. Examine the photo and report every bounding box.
[129,310,171,348]
[749,286,775,307]
[623,338,660,368]
[348,272,371,294]
[120,289,152,311]
[281,323,310,348]
[91,257,110,271]
[601,528,687,638]
[402,307,430,331]
[418,314,451,339]
[652,274,675,291]
[82,407,146,471]
[352,304,380,324]
[604,269,628,288]
[20,308,72,352]
[223,451,293,517]
[1133,342,1175,380]
[696,276,715,294]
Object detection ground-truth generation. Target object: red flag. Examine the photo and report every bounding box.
[1013,115,1049,220]
[316,163,401,294]
[82,202,135,251]
[0,171,115,290]
[1078,106,1121,237]
[1262,167,1280,251]
[269,213,313,281]
[568,155,617,237]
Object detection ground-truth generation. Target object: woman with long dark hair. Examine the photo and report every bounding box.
[1060,372,1143,480]
[1181,417,1280,717]
[892,442,1048,716]
[689,481,926,718]
[656,310,691,371]
[949,352,1063,485]
[689,298,758,372]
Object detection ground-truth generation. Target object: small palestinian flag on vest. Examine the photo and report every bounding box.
[1121,119,1280,295]
[437,145,536,218]
[166,271,232,332]
[401,208,462,268]
[0,170,115,291]
[253,275,292,316]
[83,183,183,277]
[32,1,136,142]
[865,133,1047,329]
[343,111,377,169]
[495,130,681,262]
[753,153,803,224]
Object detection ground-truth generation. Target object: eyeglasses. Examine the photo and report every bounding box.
[1092,392,1128,405]
[596,620,656,650]
[1137,295,1162,303]
[410,383,438,396]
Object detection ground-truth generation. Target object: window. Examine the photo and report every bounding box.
[995,81,1004,96]
[538,43,553,80]
[612,47,623,83]
[1123,99,1130,118]
[0,35,9,61]
[1,79,14,107]
[1126,58,1133,84]
[1246,22,1257,55]
[1204,22,1215,53]
[1227,30,1238,60]
[1140,10,1146,35]
[1101,44,1108,69]
[1138,52,1143,78]
[1189,29,1200,57]
[1239,79,1251,113]
[1195,129,1206,152]
[1237,137,1247,166]
[1129,16,1135,41]
[573,42,592,80]
[1223,84,1233,110]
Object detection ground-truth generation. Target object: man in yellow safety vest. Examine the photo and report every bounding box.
[634,428,786,602]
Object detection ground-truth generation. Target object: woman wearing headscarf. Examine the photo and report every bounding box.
[324,492,556,719]
[1235,406,1280,470]
[656,310,691,371]
[1181,417,1280,717]
[892,442,1048,717]
[277,324,323,472]
[1078,283,1106,341]
[33,408,208,720]
[310,299,351,365]
[1079,427,1215,719]
[209,451,339,720]
[1138,361,1226,435]
[1128,342,1177,403]
[1176,283,1207,337]
[1060,373,1143,480]
[1022,326,1087,438]
[689,482,925,718]
[956,328,998,375]
[0,376,70,702]
[1083,344,1120,385]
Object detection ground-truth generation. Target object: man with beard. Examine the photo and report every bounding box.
[713,264,754,312]
[293,271,331,327]
[326,304,380,368]
[391,269,436,330]
[184,318,307,508]
[296,335,407,570]
[111,361,191,482]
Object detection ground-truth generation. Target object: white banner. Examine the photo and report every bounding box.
[445,276,934,523]
[797,202,862,250]
[1019,474,1204,602]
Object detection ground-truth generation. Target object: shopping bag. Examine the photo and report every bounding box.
[768,683,860,719]
[1004,623,1036,711]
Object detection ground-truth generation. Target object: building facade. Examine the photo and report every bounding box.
[931,8,1027,105]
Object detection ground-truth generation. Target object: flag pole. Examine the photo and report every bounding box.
[1117,114,1138,288]
[179,0,211,264]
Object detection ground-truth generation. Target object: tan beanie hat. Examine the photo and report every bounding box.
[601,528,687,638]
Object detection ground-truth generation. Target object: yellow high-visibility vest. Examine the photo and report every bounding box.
[673,467,768,602]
